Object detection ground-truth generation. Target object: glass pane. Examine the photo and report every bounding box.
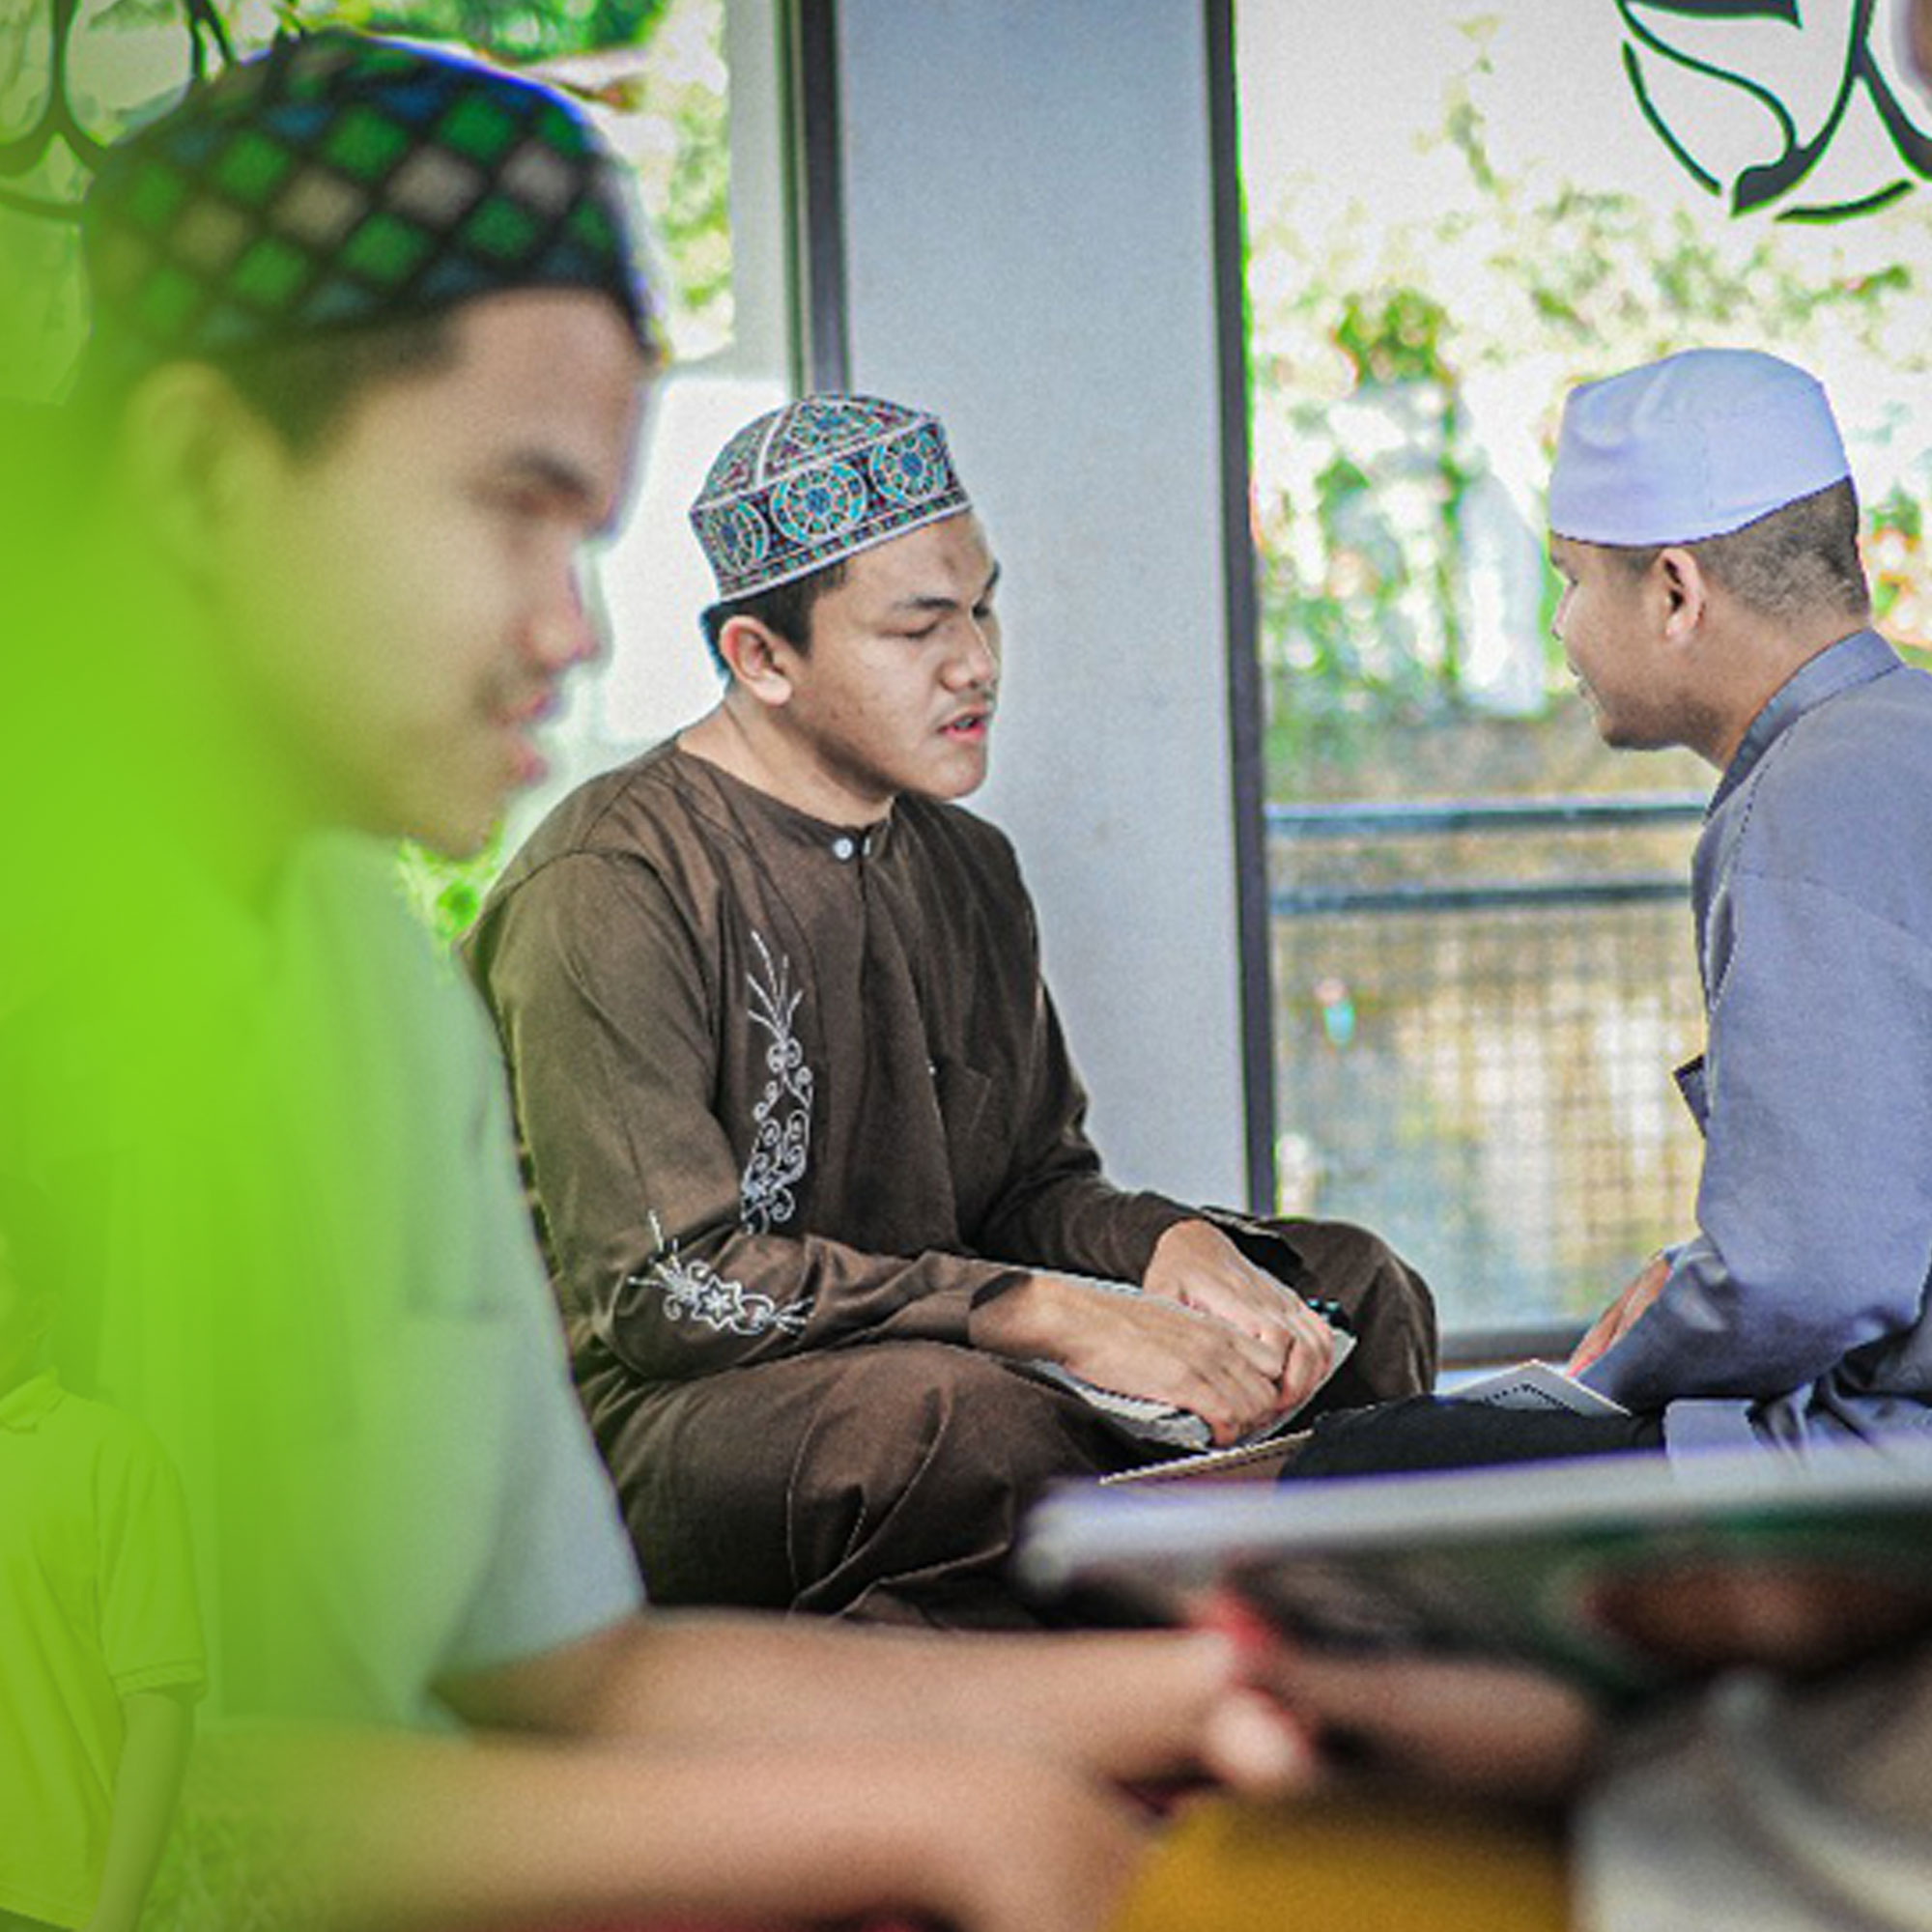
[2,0,737,403]
[1236,0,1932,1336]
[0,1,783,942]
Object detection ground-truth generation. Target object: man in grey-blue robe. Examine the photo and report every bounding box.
[1288,348,1932,1476]
[1553,349,1932,1454]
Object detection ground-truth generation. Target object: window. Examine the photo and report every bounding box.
[0,0,794,933]
[1235,0,1932,1345]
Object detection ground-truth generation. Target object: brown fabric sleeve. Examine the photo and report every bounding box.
[470,850,1023,1383]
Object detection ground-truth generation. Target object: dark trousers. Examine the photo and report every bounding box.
[596,1217,1436,1626]
[1280,1392,1664,1480]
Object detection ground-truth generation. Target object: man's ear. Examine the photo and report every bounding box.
[1654,546,1710,644]
[113,361,277,580]
[717,614,797,708]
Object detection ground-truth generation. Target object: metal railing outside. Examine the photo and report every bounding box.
[1268,793,1709,1350]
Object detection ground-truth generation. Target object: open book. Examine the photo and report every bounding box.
[1448,1357,1629,1417]
[1024,1325,1356,1453]
[1019,1440,1932,1702]
[1093,1353,1619,1484]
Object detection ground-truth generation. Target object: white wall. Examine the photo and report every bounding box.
[834,0,1251,1203]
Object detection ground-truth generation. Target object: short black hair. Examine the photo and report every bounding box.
[1602,479,1869,627]
[69,309,461,460]
[213,313,462,456]
[698,556,850,677]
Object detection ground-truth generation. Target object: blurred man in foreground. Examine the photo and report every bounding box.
[3,30,1302,1931]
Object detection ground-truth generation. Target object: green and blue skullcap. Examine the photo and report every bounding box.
[80,29,658,383]
[691,393,971,601]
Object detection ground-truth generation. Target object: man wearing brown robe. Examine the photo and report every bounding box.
[468,393,1435,1626]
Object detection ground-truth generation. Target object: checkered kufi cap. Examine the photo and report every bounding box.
[690,393,971,602]
[80,29,658,384]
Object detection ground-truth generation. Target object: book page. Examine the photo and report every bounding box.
[1450,1358,1630,1418]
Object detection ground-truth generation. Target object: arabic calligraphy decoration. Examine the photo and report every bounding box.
[1,2,232,396]
[0,0,229,223]
[1620,0,1932,220]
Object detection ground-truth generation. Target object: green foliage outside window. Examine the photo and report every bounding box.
[1246,21,1932,796]
[304,0,672,63]
[240,0,733,942]
[256,0,731,359]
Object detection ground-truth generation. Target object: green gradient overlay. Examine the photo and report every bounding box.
[3,390,427,1921]
[1,94,644,1932]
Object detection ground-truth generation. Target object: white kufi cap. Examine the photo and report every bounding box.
[1548,348,1849,546]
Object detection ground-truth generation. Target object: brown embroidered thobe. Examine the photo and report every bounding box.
[468,744,1434,1624]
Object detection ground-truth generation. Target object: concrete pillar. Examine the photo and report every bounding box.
[832,0,1251,1202]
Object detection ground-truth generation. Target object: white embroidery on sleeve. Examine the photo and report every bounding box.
[640,1247,811,1339]
[740,930,814,1232]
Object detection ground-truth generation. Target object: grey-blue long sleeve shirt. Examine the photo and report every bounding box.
[1581,630,1932,1452]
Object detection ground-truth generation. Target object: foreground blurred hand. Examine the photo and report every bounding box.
[185,1622,1318,1932]
[1199,1597,1601,1806]
[1258,1643,1603,1803]
[203,1730,1152,1932]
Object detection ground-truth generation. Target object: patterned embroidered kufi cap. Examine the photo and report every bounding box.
[80,29,658,385]
[690,393,971,602]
